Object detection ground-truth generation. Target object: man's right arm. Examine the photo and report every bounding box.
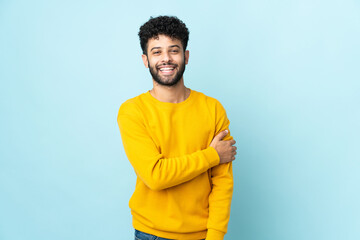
[117,104,235,191]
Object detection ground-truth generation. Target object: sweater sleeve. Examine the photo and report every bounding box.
[206,101,234,240]
[117,102,220,191]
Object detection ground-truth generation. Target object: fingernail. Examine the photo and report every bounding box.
[225,130,228,133]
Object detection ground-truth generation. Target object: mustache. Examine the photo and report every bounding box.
[156,62,178,68]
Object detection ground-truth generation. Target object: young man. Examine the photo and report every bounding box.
[117,16,237,240]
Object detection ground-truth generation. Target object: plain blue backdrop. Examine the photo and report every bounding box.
[1,0,359,239]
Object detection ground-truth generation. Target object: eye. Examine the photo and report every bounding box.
[171,49,179,53]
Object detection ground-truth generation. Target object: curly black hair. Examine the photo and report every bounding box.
[138,16,189,55]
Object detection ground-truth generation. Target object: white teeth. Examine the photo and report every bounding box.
[160,68,174,71]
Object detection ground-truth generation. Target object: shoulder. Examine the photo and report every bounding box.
[192,90,226,113]
[118,92,147,116]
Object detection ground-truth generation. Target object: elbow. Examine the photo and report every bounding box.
[141,159,169,191]
[144,180,165,191]
[141,175,166,191]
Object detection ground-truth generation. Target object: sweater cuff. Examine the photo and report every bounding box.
[206,229,225,240]
[205,147,220,168]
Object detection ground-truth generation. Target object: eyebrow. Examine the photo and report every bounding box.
[150,45,181,52]
[150,47,161,52]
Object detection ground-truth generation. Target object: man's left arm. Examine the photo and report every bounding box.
[206,101,234,240]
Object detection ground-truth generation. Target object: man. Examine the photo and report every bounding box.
[117,16,237,240]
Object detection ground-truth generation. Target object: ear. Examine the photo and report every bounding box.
[184,50,189,65]
[142,54,149,68]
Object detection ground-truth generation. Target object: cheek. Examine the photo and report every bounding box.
[173,56,184,65]
[148,58,159,68]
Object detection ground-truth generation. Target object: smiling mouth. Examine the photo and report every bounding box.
[158,65,176,74]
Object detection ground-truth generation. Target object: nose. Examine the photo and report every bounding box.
[162,51,171,62]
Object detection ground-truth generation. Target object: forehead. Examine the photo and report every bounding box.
[147,34,183,49]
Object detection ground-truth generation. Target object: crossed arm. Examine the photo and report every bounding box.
[117,114,236,190]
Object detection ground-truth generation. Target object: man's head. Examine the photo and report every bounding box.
[139,16,190,87]
[138,16,189,55]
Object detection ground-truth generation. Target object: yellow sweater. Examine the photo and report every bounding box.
[117,89,233,240]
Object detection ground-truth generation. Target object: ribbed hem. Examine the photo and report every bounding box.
[143,88,195,109]
[206,229,225,240]
[133,217,207,239]
[205,147,220,168]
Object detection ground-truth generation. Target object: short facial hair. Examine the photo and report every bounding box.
[148,56,186,87]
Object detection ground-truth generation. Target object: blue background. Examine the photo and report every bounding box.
[1,0,359,239]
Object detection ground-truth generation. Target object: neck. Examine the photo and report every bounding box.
[149,78,190,103]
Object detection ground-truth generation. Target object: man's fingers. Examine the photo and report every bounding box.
[228,139,236,145]
[215,130,229,141]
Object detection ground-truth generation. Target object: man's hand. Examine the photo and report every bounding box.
[210,130,237,164]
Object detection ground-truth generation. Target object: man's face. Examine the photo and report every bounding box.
[142,34,189,86]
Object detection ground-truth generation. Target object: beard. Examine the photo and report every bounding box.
[148,58,186,87]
